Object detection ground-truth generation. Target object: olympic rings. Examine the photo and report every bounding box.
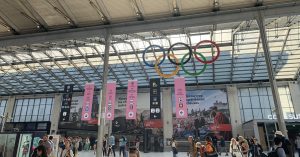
[181,52,207,76]
[193,40,220,64]
[142,45,165,67]
[155,54,180,78]
[143,40,220,78]
[167,42,192,65]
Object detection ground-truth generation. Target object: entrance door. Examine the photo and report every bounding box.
[143,129,164,153]
[258,123,267,151]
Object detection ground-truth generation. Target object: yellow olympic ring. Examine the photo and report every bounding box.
[154,54,180,78]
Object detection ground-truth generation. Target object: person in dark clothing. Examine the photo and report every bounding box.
[212,136,218,154]
[251,138,263,157]
[275,131,292,157]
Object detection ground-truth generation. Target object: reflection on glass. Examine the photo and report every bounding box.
[17,134,32,157]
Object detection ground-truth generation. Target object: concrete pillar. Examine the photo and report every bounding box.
[288,81,300,114]
[226,85,243,137]
[50,94,62,134]
[162,87,173,151]
[5,96,16,121]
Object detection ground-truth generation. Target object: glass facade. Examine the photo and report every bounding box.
[238,86,294,122]
[0,99,7,116]
[12,98,54,122]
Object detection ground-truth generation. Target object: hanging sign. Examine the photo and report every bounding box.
[150,78,161,119]
[60,85,74,121]
[126,80,138,120]
[81,83,95,121]
[174,77,188,118]
[105,82,116,120]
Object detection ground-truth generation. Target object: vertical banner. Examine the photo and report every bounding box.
[150,78,161,119]
[105,82,116,120]
[81,83,95,121]
[126,80,138,120]
[60,85,74,121]
[174,77,188,118]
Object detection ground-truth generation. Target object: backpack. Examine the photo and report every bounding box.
[267,147,279,157]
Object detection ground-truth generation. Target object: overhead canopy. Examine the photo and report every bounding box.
[0,0,300,95]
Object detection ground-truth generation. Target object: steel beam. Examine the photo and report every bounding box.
[0,2,300,46]
[0,10,20,34]
[230,34,235,83]
[96,29,111,157]
[273,29,291,71]
[0,56,42,93]
[56,0,78,26]
[128,42,149,81]
[256,11,288,137]
[111,45,134,79]
[59,49,91,82]
[43,51,84,90]
[250,37,261,82]
[185,29,198,84]
[75,47,103,80]
[17,0,49,30]
[13,55,58,91]
[91,46,123,87]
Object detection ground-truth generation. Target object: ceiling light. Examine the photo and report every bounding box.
[37,25,40,29]
[67,21,72,25]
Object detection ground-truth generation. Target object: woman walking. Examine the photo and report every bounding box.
[119,136,127,157]
[83,137,90,151]
[171,138,178,157]
[230,138,242,157]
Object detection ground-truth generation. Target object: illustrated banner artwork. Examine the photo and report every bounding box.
[81,83,95,121]
[60,85,74,121]
[126,80,138,120]
[150,78,161,119]
[174,77,188,118]
[172,89,232,140]
[105,82,116,120]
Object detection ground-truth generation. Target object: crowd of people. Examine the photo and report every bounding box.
[170,131,300,157]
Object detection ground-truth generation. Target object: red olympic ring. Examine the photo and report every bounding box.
[193,40,220,64]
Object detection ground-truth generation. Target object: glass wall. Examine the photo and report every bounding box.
[12,97,54,122]
[238,86,294,122]
[0,99,7,116]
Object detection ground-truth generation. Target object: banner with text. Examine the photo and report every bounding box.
[150,78,161,119]
[60,85,74,121]
[174,77,188,118]
[126,80,138,120]
[105,82,116,120]
[81,83,95,121]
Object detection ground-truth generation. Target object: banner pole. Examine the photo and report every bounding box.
[96,29,111,157]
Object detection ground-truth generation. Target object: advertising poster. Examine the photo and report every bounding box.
[105,82,116,120]
[174,77,188,118]
[112,92,150,134]
[172,89,232,140]
[16,134,32,157]
[150,78,161,119]
[58,95,99,130]
[126,80,138,120]
[81,83,95,121]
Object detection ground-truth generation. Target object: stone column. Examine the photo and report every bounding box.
[50,94,62,134]
[162,87,173,151]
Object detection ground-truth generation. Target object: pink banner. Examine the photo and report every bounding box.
[174,77,188,118]
[81,83,95,121]
[105,82,116,120]
[126,80,138,120]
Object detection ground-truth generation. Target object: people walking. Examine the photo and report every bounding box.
[171,138,178,157]
[275,131,292,157]
[119,136,127,157]
[204,136,218,157]
[251,138,263,157]
[230,138,242,157]
[268,136,286,157]
[108,134,116,157]
[61,141,74,157]
[238,136,249,157]
[84,137,90,151]
[102,135,107,156]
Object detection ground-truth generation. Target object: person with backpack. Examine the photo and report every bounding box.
[171,138,178,157]
[268,136,286,157]
[238,136,249,157]
[204,136,218,157]
[219,136,226,155]
[230,138,242,157]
